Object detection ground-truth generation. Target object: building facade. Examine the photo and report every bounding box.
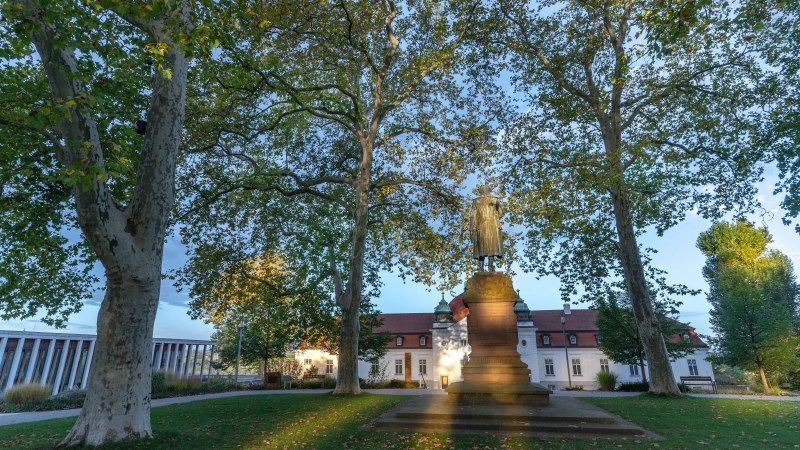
[0,330,217,395]
[295,295,715,390]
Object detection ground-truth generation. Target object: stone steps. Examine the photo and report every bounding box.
[372,395,659,440]
[375,416,645,436]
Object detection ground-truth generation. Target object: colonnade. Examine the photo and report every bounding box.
[0,331,216,395]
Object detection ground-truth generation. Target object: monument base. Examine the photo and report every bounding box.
[447,381,551,406]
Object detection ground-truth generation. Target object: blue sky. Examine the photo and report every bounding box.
[2,166,798,341]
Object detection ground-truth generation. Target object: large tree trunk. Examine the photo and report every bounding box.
[22,0,190,445]
[333,141,373,395]
[610,188,681,395]
[640,358,647,383]
[60,269,161,446]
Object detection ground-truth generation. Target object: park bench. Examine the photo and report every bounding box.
[680,376,717,393]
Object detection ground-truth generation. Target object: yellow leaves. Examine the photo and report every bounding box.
[259,19,272,29]
[145,41,170,57]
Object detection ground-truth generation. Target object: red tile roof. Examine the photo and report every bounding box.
[376,313,434,334]
[449,294,469,321]
[533,309,600,332]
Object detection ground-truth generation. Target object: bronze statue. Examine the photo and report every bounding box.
[470,185,503,272]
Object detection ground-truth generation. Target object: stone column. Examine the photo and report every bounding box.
[40,339,56,386]
[81,340,96,389]
[447,272,549,405]
[5,338,25,390]
[52,339,71,395]
[24,338,42,384]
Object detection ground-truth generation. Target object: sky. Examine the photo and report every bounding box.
[2,165,798,342]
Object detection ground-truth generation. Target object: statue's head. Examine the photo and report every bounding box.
[477,184,492,196]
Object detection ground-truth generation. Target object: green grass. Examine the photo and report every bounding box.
[0,394,798,449]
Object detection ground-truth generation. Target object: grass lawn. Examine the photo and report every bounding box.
[0,393,798,449]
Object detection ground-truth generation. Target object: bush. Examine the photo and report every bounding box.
[4,384,51,405]
[564,385,584,391]
[596,371,619,391]
[617,381,649,392]
[151,371,166,393]
[678,383,690,393]
[387,379,420,389]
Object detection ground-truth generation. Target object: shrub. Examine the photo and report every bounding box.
[4,384,51,405]
[387,379,420,388]
[617,381,649,392]
[564,385,584,391]
[678,383,690,393]
[596,371,619,391]
[151,371,166,394]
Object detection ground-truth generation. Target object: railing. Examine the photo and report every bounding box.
[0,330,215,395]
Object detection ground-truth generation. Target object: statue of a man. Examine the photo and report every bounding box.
[470,185,503,272]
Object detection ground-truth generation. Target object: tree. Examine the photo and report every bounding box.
[177,0,495,394]
[1,0,203,444]
[490,0,764,394]
[595,291,696,382]
[698,219,800,391]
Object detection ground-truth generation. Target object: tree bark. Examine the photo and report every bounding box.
[60,270,161,446]
[21,0,190,445]
[610,188,681,395]
[333,140,373,395]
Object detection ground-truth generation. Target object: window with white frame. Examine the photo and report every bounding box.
[395,359,403,375]
[568,334,578,345]
[304,358,312,366]
[542,335,550,346]
[629,364,639,376]
[419,359,427,375]
[460,339,467,346]
[600,358,610,373]
[325,359,334,374]
[419,336,427,347]
[544,358,555,376]
[688,359,699,376]
[396,336,403,346]
[370,361,379,374]
[572,358,582,376]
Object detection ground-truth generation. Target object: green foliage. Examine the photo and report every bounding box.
[3,383,50,405]
[698,220,800,388]
[596,371,619,391]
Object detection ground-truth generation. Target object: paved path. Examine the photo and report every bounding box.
[1,388,796,427]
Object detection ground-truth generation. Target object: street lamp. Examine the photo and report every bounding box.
[561,303,572,389]
[235,315,244,384]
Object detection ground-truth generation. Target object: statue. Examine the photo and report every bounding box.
[470,185,503,272]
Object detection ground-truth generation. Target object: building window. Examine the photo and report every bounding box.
[572,358,582,376]
[461,339,467,346]
[688,359,699,376]
[325,359,334,374]
[419,359,427,375]
[396,336,403,346]
[461,355,468,367]
[600,358,610,373]
[629,364,639,376]
[568,334,577,345]
[395,359,403,375]
[304,358,312,366]
[370,361,379,374]
[419,336,427,347]
[544,358,555,376]
[542,335,550,346]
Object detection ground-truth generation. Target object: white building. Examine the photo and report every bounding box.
[295,294,715,390]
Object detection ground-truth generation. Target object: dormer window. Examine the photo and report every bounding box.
[419,336,427,347]
[396,336,403,346]
[542,335,551,346]
[569,334,578,346]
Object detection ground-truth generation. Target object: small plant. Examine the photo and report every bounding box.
[151,371,167,394]
[564,385,584,391]
[4,384,51,405]
[617,381,650,392]
[596,371,619,391]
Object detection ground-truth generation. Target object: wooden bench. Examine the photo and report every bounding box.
[680,376,717,393]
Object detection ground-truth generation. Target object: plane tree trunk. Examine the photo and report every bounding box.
[22,0,191,445]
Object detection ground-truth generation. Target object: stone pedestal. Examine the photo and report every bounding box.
[447,272,550,406]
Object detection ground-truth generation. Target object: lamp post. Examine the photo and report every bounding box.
[561,303,572,389]
[235,315,244,384]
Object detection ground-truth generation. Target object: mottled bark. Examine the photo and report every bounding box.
[22,0,190,445]
[333,141,372,395]
[610,188,680,395]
